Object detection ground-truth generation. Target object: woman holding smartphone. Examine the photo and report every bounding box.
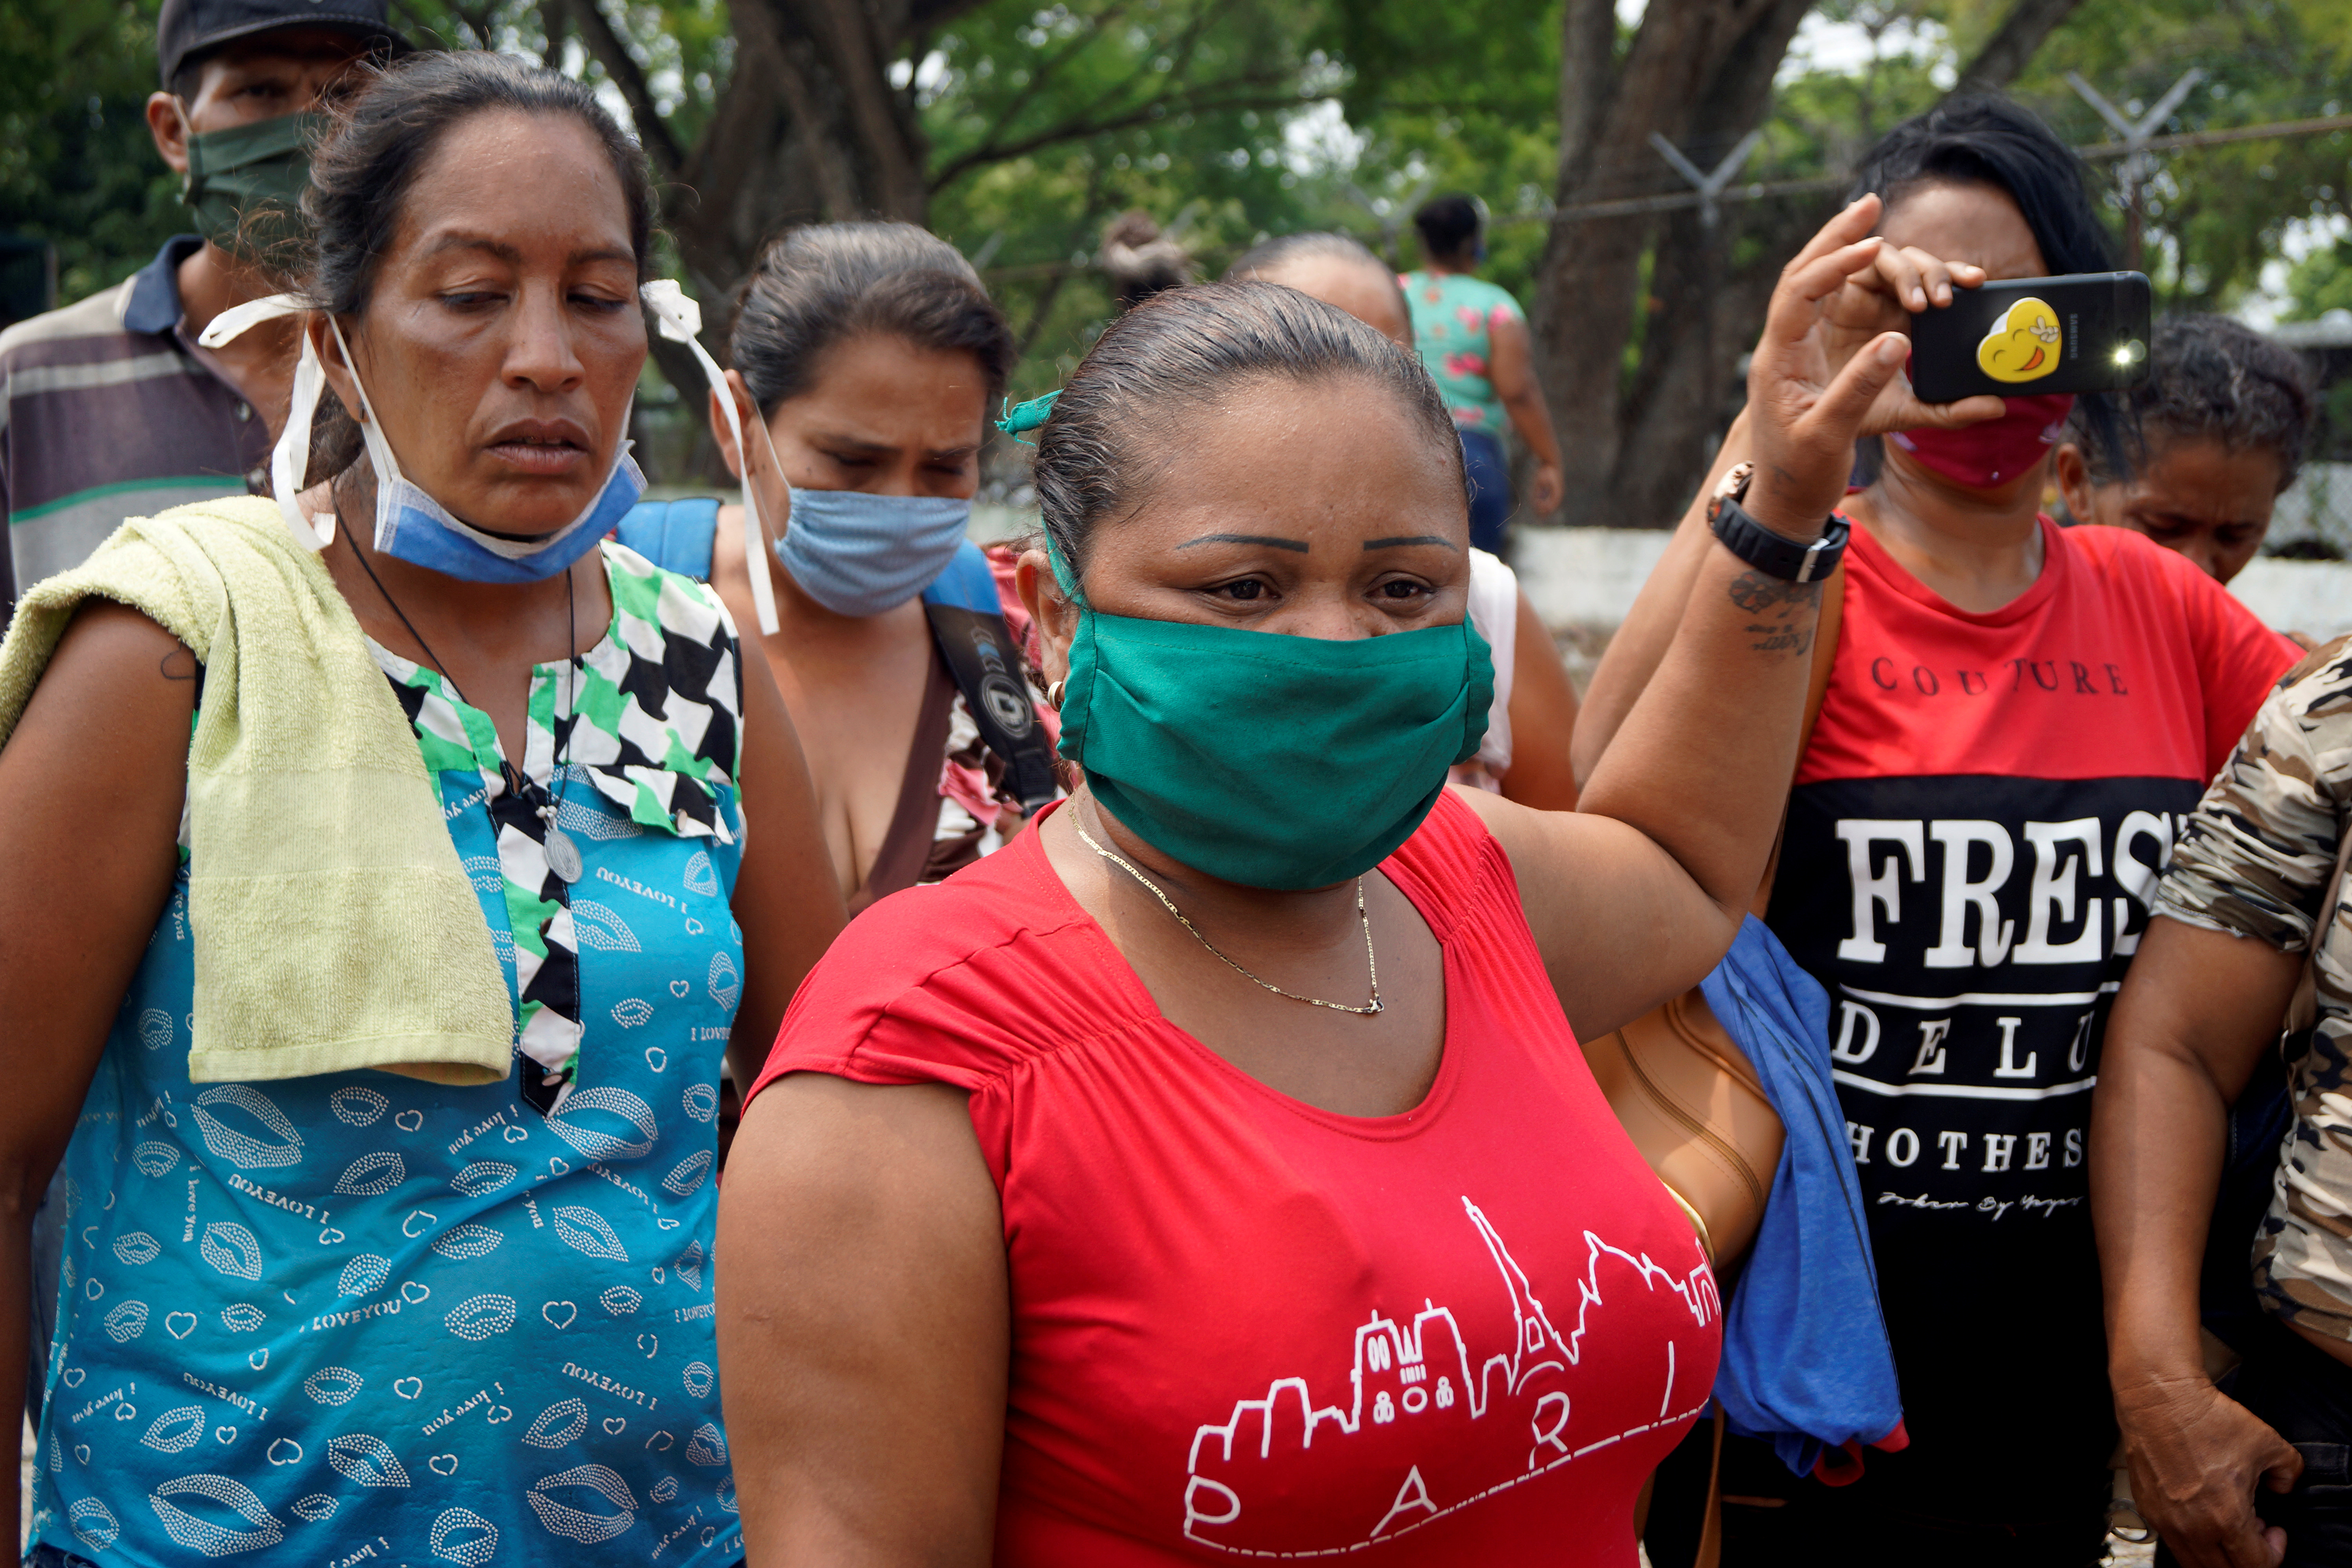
[1577,95,2300,1566]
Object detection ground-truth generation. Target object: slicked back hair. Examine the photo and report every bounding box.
[1031,280,1464,594]
[730,222,1014,416]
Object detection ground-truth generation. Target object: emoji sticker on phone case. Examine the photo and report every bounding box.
[1976,297,2062,383]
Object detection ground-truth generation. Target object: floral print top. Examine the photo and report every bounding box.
[1401,269,1526,435]
[31,544,749,1567]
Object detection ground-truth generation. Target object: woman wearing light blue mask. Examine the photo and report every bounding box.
[717,215,1923,1564]
[0,53,840,1565]
[694,223,1049,912]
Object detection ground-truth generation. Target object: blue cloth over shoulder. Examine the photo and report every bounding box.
[1702,915,1905,1477]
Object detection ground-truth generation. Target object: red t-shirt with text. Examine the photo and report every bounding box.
[751,792,1718,1564]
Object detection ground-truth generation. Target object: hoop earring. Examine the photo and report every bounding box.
[1046,679,1067,710]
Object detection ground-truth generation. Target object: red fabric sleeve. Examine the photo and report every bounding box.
[2157,541,2304,777]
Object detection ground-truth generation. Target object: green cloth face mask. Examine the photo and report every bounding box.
[1056,602,1493,892]
[183,110,321,257]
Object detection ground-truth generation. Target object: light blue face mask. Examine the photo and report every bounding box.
[773,487,972,617]
[201,294,645,584]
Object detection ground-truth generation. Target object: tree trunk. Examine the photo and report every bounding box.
[655,0,993,357]
[1544,0,2091,529]
[1530,0,1795,527]
[1949,0,2088,100]
[1601,0,1813,528]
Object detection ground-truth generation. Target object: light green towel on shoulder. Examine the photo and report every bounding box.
[0,495,515,1085]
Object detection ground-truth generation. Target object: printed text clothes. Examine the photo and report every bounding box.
[30,545,745,1566]
[753,791,1720,1564]
[1764,518,2296,1517]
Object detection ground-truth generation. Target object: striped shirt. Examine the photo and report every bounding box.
[0,236,270,614]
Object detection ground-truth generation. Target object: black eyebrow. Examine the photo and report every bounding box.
[1362,535,1459,551]
[422,234,637,269]
[1176,533,1309,552]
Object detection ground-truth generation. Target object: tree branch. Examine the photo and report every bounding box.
[927,78,1298,190]
[934,0,1249,190]
[537,0,568,68]
[1949,0,2087,98]
[905,0,992,36]
[967,5,1128,168]
[1014,162,1110,356]
[563,0,686,175]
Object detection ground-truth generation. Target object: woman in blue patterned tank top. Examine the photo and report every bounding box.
[0,54,842,1568]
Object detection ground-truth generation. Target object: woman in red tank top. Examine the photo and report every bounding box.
[718,199,1922,1564]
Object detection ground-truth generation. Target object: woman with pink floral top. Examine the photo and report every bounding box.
[1402,194,1565,551]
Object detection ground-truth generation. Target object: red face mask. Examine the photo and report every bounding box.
[1887,393,2075,491]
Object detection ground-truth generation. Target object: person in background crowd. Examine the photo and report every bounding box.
[1402,194,1564,552]
[2094,639,2352,1568]
[2054,314,2317,585]
[1099,210,1195,314]
[1577,97,2301,1566]
[714,196,1923,1563]
[0,0,406,614]
[0,52,838,1563]
[702,223,1051,911]
[1226,230,1582,809]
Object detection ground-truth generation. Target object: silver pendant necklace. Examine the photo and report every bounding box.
[347,534,584,882]
[537,570,583,884]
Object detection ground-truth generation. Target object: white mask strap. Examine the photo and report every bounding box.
[642,280,782,636]
[194,292,306,350]
[273,332,335,549]
[198,294,338,550]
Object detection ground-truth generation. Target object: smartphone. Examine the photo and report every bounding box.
[1907,271,2152,403]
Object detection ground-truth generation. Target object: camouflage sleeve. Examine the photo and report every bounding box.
[2155,646,2352,954]
[2167,646,2352,1338]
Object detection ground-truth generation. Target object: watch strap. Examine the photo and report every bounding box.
[1709,494,1848,584]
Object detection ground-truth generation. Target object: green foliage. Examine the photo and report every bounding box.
[1997,0,2352,309]
[1315,0,1560,299]
[2287,231,2352,321]
[924,0,1336,396]
[0,0,181,307]
[8,0,2346,436]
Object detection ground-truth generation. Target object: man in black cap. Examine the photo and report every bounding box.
[0,0,406,615]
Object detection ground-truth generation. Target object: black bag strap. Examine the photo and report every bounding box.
[920,542,1058,814]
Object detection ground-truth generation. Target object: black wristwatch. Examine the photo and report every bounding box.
[1706,462,1847,583]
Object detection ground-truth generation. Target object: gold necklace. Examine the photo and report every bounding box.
[1073,809,1381,1016]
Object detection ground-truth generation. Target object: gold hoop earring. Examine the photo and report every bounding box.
[1046,679,1067,710]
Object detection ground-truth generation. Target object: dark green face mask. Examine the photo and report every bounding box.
[1056,606,1493,891]
[183,110,321,257]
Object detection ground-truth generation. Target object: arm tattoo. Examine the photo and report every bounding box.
[1728,570,1822,655]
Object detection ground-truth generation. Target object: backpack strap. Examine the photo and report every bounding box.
[919,541,1058,813]
[613,498,722,581]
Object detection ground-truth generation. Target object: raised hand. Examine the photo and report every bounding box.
[1813,196,2007,437]
[1744,196,1919,538]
